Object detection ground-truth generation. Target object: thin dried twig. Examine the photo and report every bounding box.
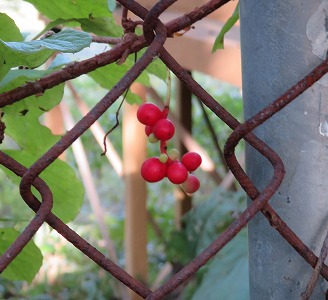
[101,89,129,156]
[301,230,328,300]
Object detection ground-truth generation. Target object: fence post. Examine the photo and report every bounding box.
[123,83,148,300]
[240,1,328,298]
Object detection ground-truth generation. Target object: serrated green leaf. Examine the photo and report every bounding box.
[0,228,43,283]
[212,3,239,52]
[25,0,112,19]
[0,13,23,42]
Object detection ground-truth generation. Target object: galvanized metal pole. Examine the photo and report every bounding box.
[240,1,328,299]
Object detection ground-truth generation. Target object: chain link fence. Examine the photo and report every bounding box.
[0,0,328,299]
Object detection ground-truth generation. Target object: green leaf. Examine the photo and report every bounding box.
[35,16,123,40]
[88,61,148,104]
[0,13,23,42]
[2,151,84,224]
[1,82,84,223]
[0,29,91,81]
[79,16,123,37]
[25,0,113,19]
[166,231,195,265]
[0,69,54,92]
[1,81,64,121]
[136,48,167,81]
[212,3,239,52]
[184,188,246,255]
[190,230,249,300]
[0,228,43,283]
[89,53,166,105]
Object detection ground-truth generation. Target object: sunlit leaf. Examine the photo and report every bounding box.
[1,29,91,67]
[0,13,23,42]
[26,0,112,19]
[0,29,91,82]
[0,228,43,283]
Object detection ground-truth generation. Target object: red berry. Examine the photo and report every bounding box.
[153,119,175,141]
[137,103,162,126]
[145,125,153,136]
[181,174,200,194]
[141,157,167,182]
[181,152,202,172]
[167,161,188,184]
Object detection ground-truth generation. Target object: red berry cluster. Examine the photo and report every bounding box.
[137,102,202,194]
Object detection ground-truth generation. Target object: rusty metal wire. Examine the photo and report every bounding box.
[0,0,328,299]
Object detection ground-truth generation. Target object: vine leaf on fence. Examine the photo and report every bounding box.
[2,150,84,223]
[0,83,84,224]
[212,2,239,52]
[0,228,43,283]
[0,29,92,82]
[0,13,23,82]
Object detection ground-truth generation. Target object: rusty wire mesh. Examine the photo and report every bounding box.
[0,0,328,299]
